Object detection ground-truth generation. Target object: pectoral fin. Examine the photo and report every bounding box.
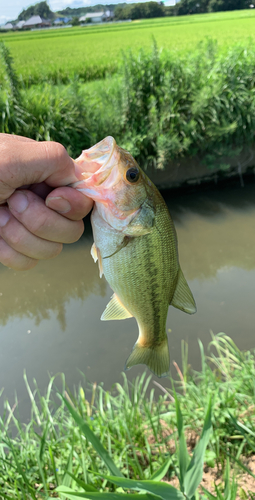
[90,243,103,278]
[101,293,133,321]
[91,242,98,263]
[103,236,131,259]
[171,268,196,314]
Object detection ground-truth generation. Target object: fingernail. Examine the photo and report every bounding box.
[0,209,10,227]
[46,196,71,214]
[9,191,29,213]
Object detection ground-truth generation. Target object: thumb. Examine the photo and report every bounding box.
[0,135,80,202]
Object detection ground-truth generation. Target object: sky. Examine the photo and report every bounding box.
[0,0,175,23]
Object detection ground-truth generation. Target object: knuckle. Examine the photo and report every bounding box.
[7,230,23,247]
[15,258,38,271]
[74,221,85,241]
[66,221,84,243]
[46,243,63,259]
[29,211,52,234]
[0,240,38,270]
[42,141,67,165]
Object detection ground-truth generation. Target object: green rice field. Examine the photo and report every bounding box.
[1,9,255,84]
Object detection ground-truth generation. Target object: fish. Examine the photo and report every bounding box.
[72,136,196,377]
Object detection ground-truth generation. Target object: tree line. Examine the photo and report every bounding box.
[175,0,251,16]
[17,0,253,23]
[115,0,252,20]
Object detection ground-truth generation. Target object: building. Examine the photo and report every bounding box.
[79,12,106,23]
[54,17,71,25]
[104,10,114,18]
[14,20,25,29]
[2,22,13,30]
[23,15,51,29]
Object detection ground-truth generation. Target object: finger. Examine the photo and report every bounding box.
[0,181,52,206]
[0,236,38,271]
[0,138,79,201]
[7,190,84,244]
[0,134,36,143]
[0,207,63,260]
[45,186,93,221]
[29,182,53,199]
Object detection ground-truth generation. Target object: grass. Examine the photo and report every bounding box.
[1,10,255,84]
[1,39,255,169]
[1,333,255,498]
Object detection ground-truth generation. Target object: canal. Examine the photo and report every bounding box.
[1,179,255,419]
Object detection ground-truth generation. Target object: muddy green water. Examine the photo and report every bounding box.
[1,181,255,418]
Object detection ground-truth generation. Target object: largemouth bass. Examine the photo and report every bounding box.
[73,136,196,377]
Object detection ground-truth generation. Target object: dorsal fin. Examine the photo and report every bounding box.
[101,293,133,321]
[171,268,196,314]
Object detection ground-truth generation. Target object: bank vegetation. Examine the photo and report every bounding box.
[1,334,255,498]
[1,39,255,173]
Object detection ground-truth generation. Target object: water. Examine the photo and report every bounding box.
[1,180,255,419]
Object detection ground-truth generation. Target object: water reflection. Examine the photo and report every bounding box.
[166,182,255,279]
[0,230,106,329]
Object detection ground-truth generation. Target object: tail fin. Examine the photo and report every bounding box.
[125,338,170,378]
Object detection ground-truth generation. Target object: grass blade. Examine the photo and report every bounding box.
[95,474,185,500]
[3,437,37,500]
[63,444,74,487]
[174,391,190,491]
[65,471,98,492]
[150,457,172,481]
[61,394,123,477]
[57,486,159,499]
[49,444,59,487]
[183,397,212,498]
[228,412,255,451]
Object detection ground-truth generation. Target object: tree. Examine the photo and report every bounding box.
[176,0,250,14]
[71,16,80,25]
[144,2,164,17]
[114,4,132,19]
[208,0,250,10]
[18,1,54,20]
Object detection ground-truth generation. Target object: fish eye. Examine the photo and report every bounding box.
[126,167,139,183]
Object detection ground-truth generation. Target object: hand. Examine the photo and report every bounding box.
[0,134,93,270]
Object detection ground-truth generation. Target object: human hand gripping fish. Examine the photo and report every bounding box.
[71,136,196,378]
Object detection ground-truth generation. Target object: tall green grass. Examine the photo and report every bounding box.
[118,40,255,169]
[1,39,255,169]
[1,334,255,498]
[0,42,91,157]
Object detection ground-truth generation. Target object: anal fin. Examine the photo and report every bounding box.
[101,293,133,321]
[171,268,196,314]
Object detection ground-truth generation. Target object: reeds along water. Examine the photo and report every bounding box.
[1,40,255,166]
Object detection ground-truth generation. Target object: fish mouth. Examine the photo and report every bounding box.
[72,136,119,191]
